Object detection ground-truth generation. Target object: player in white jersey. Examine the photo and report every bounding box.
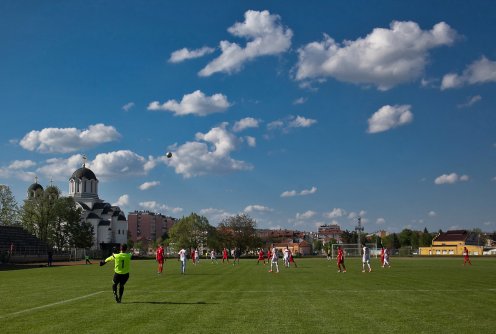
[362,244,372,272]
[178,248,187,274]
[210,249,218,263]
[383,248,390,268]
[269,245,279,273]
[283,247,290,268]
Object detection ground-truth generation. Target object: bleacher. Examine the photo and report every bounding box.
[0,225,49,256]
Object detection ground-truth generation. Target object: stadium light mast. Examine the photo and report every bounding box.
[355,216,364,253]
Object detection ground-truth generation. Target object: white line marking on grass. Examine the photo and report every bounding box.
[135,288,496,294]
[0,291,105,320]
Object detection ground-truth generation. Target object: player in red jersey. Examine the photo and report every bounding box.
[156,244,165,274]
[288,249,297,268]
[266,248,272,264]
[222,247,229,264]
[337,246,346,273]
[191,248,196,265]
[257,249,266,265]
[463,247,472,265]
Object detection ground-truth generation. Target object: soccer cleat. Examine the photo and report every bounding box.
[362,270,365,272]
[113,291,119,303]
[337,270,341,273]
[269,270,272,272]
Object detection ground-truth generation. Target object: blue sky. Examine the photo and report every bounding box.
[1,1,495,233]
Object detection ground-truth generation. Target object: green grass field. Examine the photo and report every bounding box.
[1,257,495,333]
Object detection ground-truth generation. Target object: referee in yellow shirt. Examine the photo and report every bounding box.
[100,244,132,303]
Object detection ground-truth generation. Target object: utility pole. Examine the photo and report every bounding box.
[355,216,364,255]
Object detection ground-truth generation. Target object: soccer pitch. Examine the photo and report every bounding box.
[1,257,495,333]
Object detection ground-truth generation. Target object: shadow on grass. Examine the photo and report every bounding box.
[127,301,216,305]
[0,263,50,271]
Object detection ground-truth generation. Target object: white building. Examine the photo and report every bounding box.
[69,162,128,249]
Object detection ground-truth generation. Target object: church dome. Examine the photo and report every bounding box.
[28,182,44,193]
[71,166,97,181]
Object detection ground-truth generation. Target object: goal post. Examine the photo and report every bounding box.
[331,243,378,259]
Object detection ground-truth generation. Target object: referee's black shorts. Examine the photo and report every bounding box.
[113,273,129,285]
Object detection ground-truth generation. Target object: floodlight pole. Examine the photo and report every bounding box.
[355,217,364,254]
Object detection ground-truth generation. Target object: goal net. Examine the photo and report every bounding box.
[331,243,378,259]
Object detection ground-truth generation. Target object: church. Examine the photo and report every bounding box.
[68,160,128,249]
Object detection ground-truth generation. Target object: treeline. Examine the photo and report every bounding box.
[150,212,262,253]
[0,185,93,249]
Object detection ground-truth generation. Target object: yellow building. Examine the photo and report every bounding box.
[419,230,483,256]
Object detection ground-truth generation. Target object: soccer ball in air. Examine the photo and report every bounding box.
[166,152,173,158]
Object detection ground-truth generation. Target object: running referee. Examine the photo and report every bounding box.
[100,244,132,303]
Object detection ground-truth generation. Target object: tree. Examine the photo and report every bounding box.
[169,213,215,251]
[399,229,413,247]
[21,188,57,244]
[313,239,323,254]
[218,214,261,254]
[0,185,19,226]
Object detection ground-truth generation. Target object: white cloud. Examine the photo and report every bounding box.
[233,117,259,132]
[199,10,292,76]
[148,90,231,116]
[122,102,135,112]
[200,208,233,224]
[281,186,317,197]
[376,218,386,225]
[139,181,160,191]
[0,167,36,182]
[113,194,129,207]
[139,201,183,215]
[295,21,457,90]
[492,176,496,182]
[169,46,215,63]
[296,210,317,220]
[441,56,496,90]
[428,211,437,217]
[244,204,273,213]
[293,97,307,105]
[165,123,253,178]
[457,95,482,108]
[37,151,153,181]
[367,105,413,134]
[8,160,36,170]
[434,173,469,185]
[244,136,256,147]
[19,123,121,153]
[268,115,317,133]
[324,208,346,219]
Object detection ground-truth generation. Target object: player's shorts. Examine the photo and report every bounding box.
[337,259,344,264]
[157,258,164,263]
[113,273,129,285]
[362,257,370,263]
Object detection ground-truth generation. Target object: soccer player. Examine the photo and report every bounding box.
[222,247,229,264]
[289,249,297,268]
[383,248,390,268]
[267,248,272,264]
[337,245,346,273]
[195,248,200,264]
[178,248,187,274]
[156,244,165,274]
[100,244,132,303]
[269,245,279,273]
[233,247,241,265]
[257,249,265,265]
[210,249,217,263]
[283,246,290,268]
[463,247,472,265]
[85,254,92,264]
[191,248,196,265]
[380,246,385,267]
[362,244,372,272]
